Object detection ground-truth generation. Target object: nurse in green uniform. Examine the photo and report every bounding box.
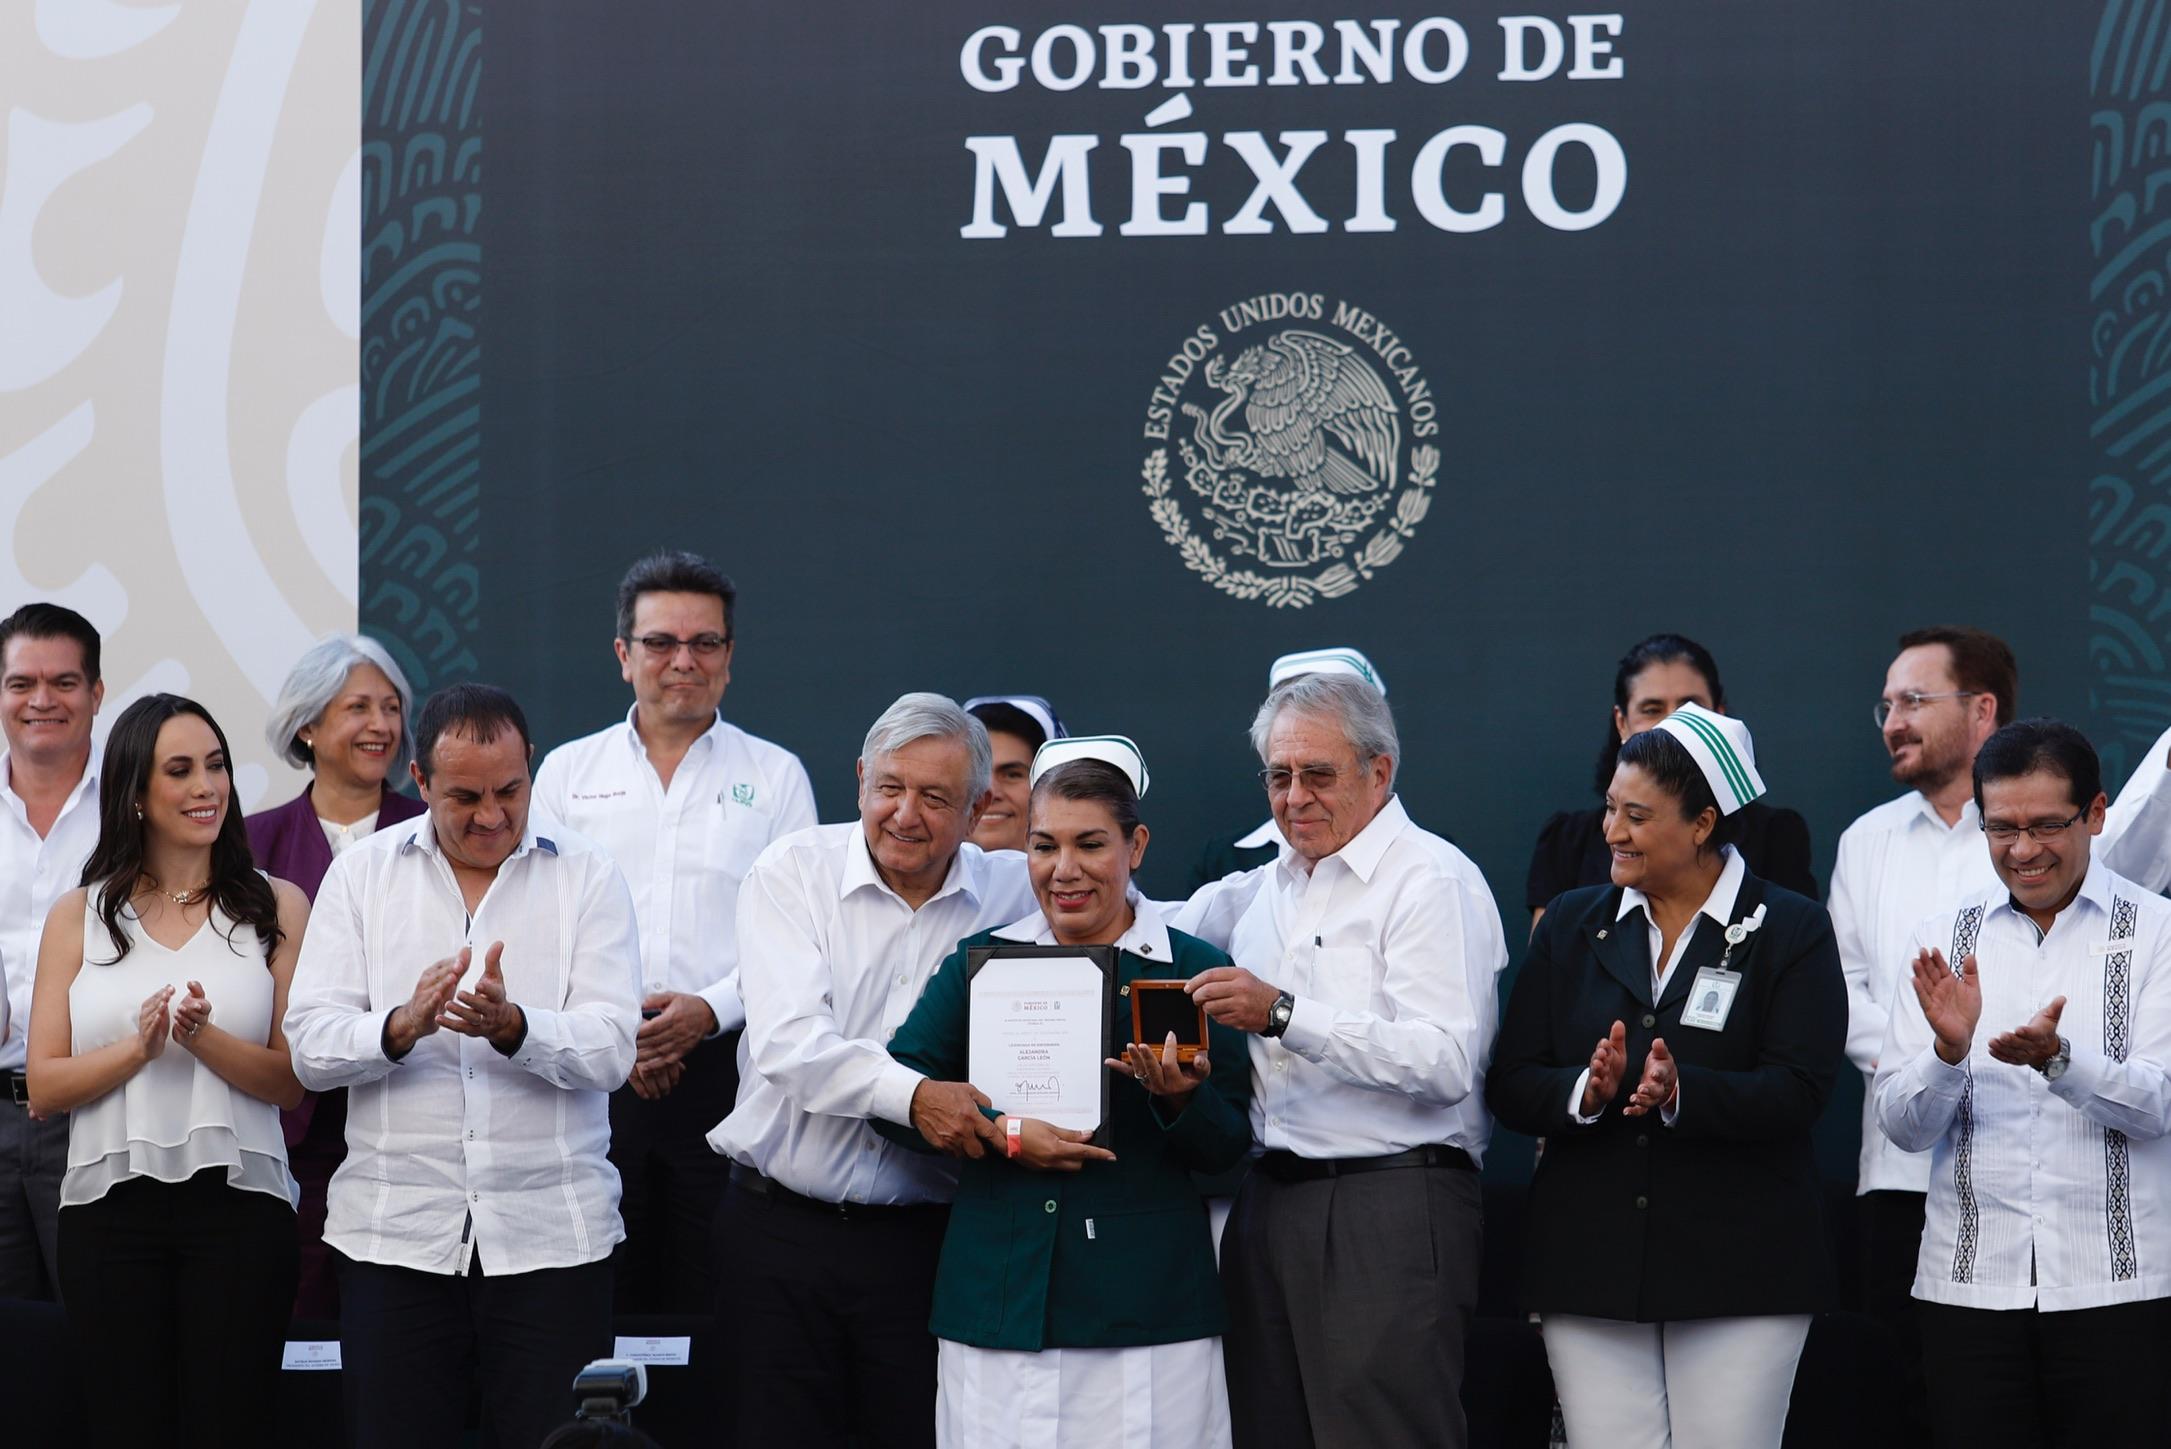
[885,736,1251,1449]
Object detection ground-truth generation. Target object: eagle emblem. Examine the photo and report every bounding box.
[1140,298,1440,609]
[1179,330,1400,568]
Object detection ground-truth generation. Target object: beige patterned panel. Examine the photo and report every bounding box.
[0,1,360,808]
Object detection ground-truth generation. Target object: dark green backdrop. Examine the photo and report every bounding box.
[359,0,2171,1179]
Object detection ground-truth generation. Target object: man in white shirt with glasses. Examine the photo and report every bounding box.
[1171,670,1507,1449]
[1875,718,2171,1448]
[1834,627,2171,1440]
[533,549,815,1313]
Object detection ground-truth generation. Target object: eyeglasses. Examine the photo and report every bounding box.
[631,632,729,660]
[1258,765,1345,797]
[1872,690,1978,729]
[1981,811,2084,844]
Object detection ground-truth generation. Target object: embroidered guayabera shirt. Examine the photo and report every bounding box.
[1874,862,2171,1311]
[534,708,816,1030]
[1836,779,2171,1196]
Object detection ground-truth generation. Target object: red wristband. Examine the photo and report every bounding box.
[1004,1116,1023,1159]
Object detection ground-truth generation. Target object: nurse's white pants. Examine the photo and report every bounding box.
[936,1335,1231,1449]
[1541,1313,1812,1449]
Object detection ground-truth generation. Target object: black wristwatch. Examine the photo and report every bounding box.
[1262,991,1296,1039]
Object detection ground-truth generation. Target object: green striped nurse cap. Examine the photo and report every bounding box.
[1030,735,1150,800]
[1653,702,1766,815]
[1268,647,1386,696]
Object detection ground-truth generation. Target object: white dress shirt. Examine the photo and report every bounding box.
[534,708,817,1030]
[1830,792,2001,1193]
[2097,720,2171,893]
[1873,862,2171,1311]
[711,823,1034,1204]
[284,819,642,1276]
[1170,795,1509,1163]
[0,754,100,1069]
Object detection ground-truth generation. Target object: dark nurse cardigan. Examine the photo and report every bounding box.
[1485,872,1846,1322]
[882,925,1252,1352]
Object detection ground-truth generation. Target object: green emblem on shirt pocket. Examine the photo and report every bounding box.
[731,782,755,806]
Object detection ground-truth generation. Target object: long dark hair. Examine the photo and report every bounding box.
[1591,633,1726,795]
[79,695,281,965]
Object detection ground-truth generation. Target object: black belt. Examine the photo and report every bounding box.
[1255,1144,1475,1181]
[728,1163,946,1222]
[5,1071,28,1108]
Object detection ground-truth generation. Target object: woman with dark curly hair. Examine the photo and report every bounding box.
[26,693,310,1449]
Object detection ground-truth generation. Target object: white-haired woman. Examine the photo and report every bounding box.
[245,634,424,1320]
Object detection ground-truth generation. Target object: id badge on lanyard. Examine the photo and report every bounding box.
[1679,903,1767,1032]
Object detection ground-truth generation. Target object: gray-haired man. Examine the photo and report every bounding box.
[1173,671,1509,1449]
[711,692,1033,1449]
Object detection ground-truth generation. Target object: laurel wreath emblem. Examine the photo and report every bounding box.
[1140,443,1439,609]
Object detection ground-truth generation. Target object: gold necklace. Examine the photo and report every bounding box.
[148,881,209,907]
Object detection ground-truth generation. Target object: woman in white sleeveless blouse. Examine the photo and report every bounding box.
[25,694,311,1449]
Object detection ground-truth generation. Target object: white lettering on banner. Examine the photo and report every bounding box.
[959,13,1621,92]
[959,11,1631,239]
[966,125,1627,238]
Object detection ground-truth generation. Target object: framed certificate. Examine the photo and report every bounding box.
[966,944,1116,1147]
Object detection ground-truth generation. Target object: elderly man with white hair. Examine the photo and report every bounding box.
[246,632,424,1318]
[1171,670,1509,1449]
[711,692,1034,1449]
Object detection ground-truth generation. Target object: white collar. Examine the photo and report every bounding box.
[991,887,1175,964]
[1910,791,1978,834]
[0,749,98,811]
[1618,844,1747,933]
[400,818,558,862]
[2004,856,2114,929]
[1273,794,1410,883]
[839,824,982,909]
[619,705,721,760]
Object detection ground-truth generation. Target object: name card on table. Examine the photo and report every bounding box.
[282,1341,342,1371]
[613,1336,692,1366]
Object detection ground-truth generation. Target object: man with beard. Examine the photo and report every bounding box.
[1832,626,2171,1443]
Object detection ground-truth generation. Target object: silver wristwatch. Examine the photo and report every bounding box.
[2038,1035,2072,1082]
[1262,991,1295,1039]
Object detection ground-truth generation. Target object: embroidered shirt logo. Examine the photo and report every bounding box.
[730,782,756,807]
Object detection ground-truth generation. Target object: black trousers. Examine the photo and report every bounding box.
[57,1169,298,1449]
[1918,1297,2171,1449]
[1221,1163,1483,1449]
[609,1030,739,1312]
[339,1250,614,1449]
[1858,1189,1929,1447]
[715,1177,947,1449]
